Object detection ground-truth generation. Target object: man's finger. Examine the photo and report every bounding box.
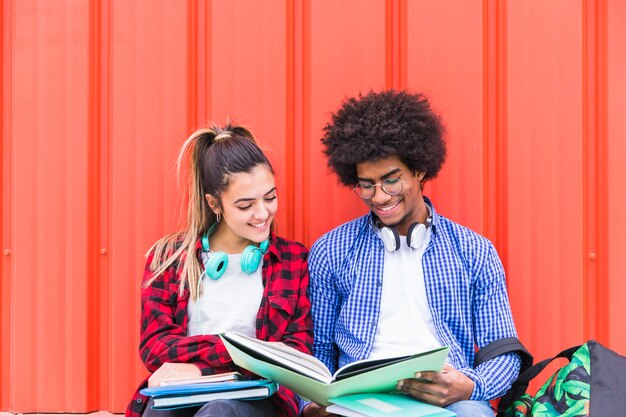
[399,380,440,396]
[399,382,448,405]
[441,363,455,373]
[414,371,438,382]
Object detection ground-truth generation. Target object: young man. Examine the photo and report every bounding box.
[302,91,521,417]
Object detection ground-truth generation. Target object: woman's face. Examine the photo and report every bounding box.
[207,164,277,249]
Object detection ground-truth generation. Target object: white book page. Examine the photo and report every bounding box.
[160,372,241,386]
[332,354,411,379]
[325,405,367,417]
[332,347,447,380]
[224,332,333,383]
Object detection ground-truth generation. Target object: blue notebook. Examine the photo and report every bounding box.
[140,379,278,409]
[327,393,456,417]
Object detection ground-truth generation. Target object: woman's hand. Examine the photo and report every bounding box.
[396,364,474,407]
[148,362,202,387]
[302,403,338,417]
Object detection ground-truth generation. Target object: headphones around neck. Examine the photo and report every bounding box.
[379,216,433,252]
[201,223,270,280]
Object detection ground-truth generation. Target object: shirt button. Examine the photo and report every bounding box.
[370,320,376,327]
[376,280,382,287]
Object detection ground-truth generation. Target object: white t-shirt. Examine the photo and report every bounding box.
[369,227,444,359]
[187,252,263,337]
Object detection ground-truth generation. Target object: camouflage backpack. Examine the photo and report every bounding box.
[496,340,626,417]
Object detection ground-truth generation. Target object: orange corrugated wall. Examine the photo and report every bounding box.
[1,0,625,412]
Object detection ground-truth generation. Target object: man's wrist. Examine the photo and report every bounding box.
[458,367,485,400]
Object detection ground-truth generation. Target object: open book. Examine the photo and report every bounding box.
[220,332,449,406]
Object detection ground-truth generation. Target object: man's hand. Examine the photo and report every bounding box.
[302,402,338,417]
[396,364,474,407]
[148,362,202,387]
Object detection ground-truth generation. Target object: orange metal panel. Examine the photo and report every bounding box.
[405,0,485,233]
[2,0,626,412]
[86,0,107,410]
[0,0,10,410]
[606,0,626,350]
[9,0,92,411]
[582,0,609,345]
[506,0,586,363]
[482,0,509,264]
[107,1,189,410]
[207,0,292,239]
[304,0,386,244]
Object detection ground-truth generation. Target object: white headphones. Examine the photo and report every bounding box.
[379,216,432,252]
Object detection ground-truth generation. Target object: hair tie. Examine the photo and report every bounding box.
[213,131,233,142]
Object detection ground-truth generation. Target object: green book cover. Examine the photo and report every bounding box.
[328,393,456,417]
[220,332,449,406]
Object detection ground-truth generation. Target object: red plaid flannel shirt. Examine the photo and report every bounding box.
[126,233,313,417]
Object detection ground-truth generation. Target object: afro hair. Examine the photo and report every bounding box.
[321,90,447,186]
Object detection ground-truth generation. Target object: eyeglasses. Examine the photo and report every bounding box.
[353,178,405,199]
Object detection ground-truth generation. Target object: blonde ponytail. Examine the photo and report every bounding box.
[143,125,270,300]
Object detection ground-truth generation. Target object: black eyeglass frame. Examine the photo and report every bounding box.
[353,178,405,199]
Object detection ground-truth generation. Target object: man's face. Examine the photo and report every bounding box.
[355,155,426,236]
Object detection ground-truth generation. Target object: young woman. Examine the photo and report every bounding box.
[126,125,312,417]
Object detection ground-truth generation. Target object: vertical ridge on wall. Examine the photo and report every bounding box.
[187,0,198,131]
[607,0,626,350]
[87,0,103,409]
[110,1,138,409]
[301,0,312,245]
[187,0,213,132]
[385,0,407,90]
[0,2,3,404]
[88,0,113,410]
[181,0,211,232]
[286,0,296,239]
[288,0,313,247]
[198,1,211,129]
[582,0,609,344]
[482,0,509,267]
[606,0,626,354]
[0,0,9,410]
[99,0,113,409]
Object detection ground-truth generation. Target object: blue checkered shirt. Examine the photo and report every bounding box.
[303,197,520,409]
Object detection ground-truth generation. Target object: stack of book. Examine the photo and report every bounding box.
[139,372,278,410]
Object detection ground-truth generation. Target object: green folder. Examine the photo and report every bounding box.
[328,393,456,417]
[220,332,449,406]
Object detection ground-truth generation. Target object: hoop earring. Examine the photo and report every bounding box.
[216,212,222,223]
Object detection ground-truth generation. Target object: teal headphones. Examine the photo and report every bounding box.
[201,223,270,280]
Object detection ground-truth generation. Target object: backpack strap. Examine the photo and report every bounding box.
[475,337,533,371]
[474,337,534,413]
[497,344,581,413]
